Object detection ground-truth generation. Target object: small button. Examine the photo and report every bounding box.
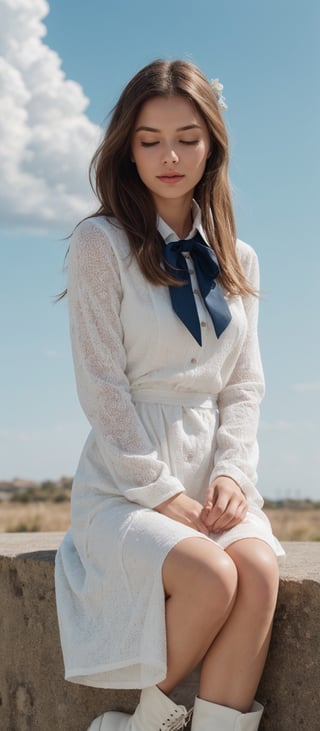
[200,321,207,328]
[184,253,191,259]
[191,357,197,364]
[186,453,193,462]
[194,288,200,296]
[188,269,195,275]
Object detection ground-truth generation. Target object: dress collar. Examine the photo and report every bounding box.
[157,200,209,246]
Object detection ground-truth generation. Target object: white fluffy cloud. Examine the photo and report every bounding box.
[0,0,101,228]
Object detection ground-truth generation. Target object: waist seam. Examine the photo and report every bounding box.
[130,388,217,408]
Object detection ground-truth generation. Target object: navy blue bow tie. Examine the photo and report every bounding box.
[162,231,232,346]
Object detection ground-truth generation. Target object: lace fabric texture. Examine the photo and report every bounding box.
[67,216,265,507]
[55,215,283,690]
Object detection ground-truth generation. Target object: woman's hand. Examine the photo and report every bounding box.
[155,493,209,535]
[202,476,248,532]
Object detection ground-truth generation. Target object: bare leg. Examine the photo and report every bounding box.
[158,537,238,695]
[199,538,279,712]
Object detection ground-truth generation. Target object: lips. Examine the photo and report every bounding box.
[157,174,185,183]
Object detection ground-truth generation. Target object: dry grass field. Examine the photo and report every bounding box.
[0,501,71,533]
[265,508,320,541]
[0,498,319,541]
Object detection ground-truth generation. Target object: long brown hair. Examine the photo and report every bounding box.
[64,60,255,296]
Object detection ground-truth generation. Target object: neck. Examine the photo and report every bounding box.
[154,195,193,239]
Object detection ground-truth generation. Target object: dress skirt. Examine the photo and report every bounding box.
[55,391,284,690]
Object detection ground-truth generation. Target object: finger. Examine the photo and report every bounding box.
[215,508,245,531]
[211,500,247,532]
[216,505,247,531]
[207,494,244,529]
[192,512,210,535]
[201,504,214,526]
[214,516,242,532]
[205,495,230,524]
[204,500,213,514]
[194,521,209,535]
[203,487,215,512]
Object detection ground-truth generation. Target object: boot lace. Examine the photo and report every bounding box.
[160,706,193,730]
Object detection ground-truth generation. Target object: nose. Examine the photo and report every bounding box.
[162,145,179,165]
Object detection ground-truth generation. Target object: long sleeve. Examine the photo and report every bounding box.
[209,244,265,502]
[67,219,185,508]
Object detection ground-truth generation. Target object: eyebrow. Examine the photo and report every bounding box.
[135,124,202,133]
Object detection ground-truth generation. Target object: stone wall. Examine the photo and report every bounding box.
[0,534,319,731]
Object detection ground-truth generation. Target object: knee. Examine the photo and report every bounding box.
[164,538,238,619]
[195,547,238,619]
[251,544,280,607]
[212,549,238,607]
[228,540,279,613]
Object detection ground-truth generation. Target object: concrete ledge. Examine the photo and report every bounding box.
[0,534,319,731]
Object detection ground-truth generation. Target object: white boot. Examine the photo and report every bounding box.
[87,685,192,731]
[191,696,263,731]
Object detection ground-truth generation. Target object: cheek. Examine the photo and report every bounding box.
[188,140,209,162]
[131,142,147,167]
[134,158,150,182]
[192,147,209,173]
[132,148,147,175]
[201,140,211,160]
[133,157,156,190]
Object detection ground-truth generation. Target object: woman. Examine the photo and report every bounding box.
[55,59,284,731]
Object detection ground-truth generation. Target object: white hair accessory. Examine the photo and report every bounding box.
[210,78,228,110]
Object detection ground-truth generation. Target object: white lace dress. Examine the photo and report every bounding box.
[55,210,284,690]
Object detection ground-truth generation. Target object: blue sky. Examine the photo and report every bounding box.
[1,0,319,499]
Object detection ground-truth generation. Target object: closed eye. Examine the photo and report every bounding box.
[180,140,199,145]
[140,140,199,147]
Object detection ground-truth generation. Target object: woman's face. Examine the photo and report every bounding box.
[131,95,211,211]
